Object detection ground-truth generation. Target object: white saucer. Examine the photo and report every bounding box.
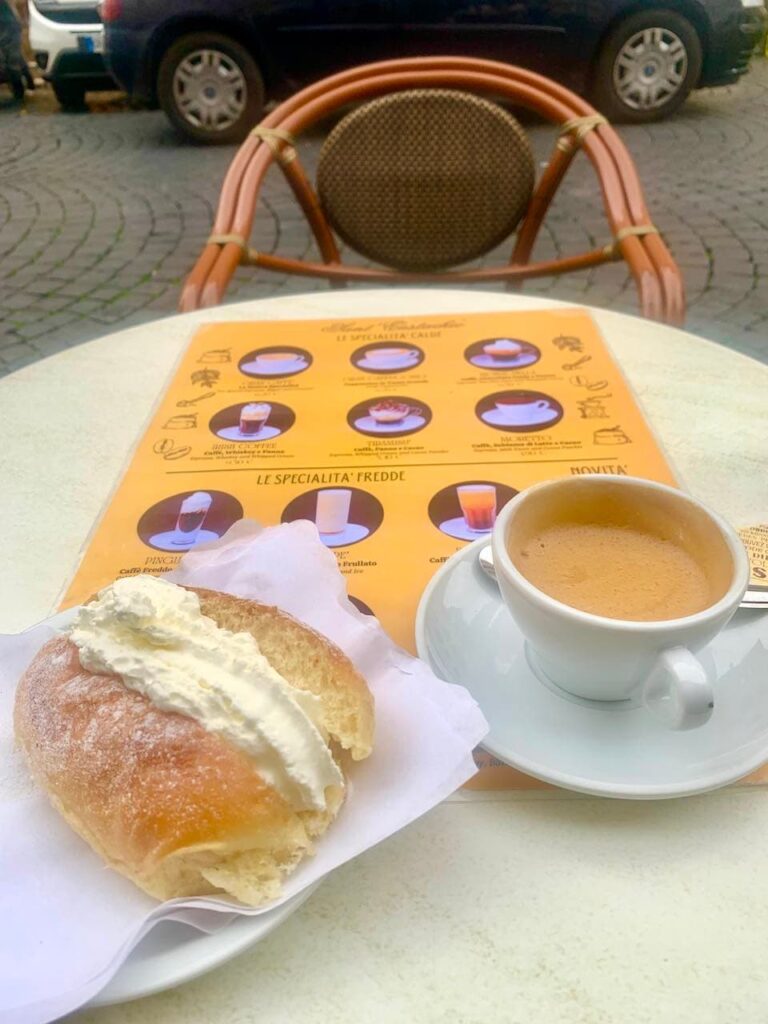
[147,529,220,552]
[216,425,282,442]
[318,523,370,547]
[240,358,307,376]
[357,356,419,372]
[481,407,560,429]
[470,352,538,369]
[437,515,494,541]
[353,415,425,434]
[91,884,319,1007]
[415,539,768,799]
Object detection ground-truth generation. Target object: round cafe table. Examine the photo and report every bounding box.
[3,290,768,1024]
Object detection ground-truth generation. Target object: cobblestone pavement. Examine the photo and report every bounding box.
[1,60,767,375]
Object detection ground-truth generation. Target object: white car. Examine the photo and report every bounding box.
[27,0,115,108]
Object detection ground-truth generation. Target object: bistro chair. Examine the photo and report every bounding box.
[181,57,684,325]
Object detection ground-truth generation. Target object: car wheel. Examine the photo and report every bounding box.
[157,32,264,145]
[52,80,88,111]
[590,10,702,123]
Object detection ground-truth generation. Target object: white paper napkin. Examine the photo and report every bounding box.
[0,522,488,1024]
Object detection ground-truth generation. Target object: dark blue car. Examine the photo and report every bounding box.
[102,0,767,143]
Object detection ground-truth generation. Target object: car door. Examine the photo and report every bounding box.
[391,0,573,80]
[264,0,398,85]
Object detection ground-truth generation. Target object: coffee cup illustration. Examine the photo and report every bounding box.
[483,339,523,360]
[369,400,423,424]
[464,338,541,371]
[477,390,563,432]
[239,402,271,435]
[239,346,312,379]
[495,395,552,424]
[367,347,418,369]
[594,425,631,445]
[351,342,424,374]
[255,352,300,371]
[348,395,431,437]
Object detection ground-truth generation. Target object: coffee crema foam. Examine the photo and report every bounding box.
[514,523,717,621]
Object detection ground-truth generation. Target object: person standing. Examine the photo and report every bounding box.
[0,0,26,102]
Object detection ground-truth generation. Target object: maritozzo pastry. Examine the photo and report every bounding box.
[14,575,374,906]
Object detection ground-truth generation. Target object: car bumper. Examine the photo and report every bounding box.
[700,4,767,86]
[28,1,114,85]
[104,25,154,101]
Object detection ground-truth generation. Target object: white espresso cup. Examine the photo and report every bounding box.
[491,476,750,730]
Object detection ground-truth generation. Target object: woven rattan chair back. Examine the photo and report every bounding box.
[316,89,535,271]
[181,57,685,325]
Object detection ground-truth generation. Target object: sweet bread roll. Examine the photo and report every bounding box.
[14,577,374,906]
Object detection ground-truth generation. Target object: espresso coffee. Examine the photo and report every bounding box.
[509,489,731,621]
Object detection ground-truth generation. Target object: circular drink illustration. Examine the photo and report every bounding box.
[476,390,563,432]
[428,480,519,542]
[347,395,431,438]
[281,487,383,548]
[138,490,243,552]
[209,400,295,442]
[465,337,541,370]
[351,341,424,374]
[239,345,312,379]
[348,595,376,617]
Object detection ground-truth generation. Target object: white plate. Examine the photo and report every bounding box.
[481,407,560,428]
[470,352,539,369]
[318,523,370,547]
[240,359,307,376]
[216,425,282,442]
[437,515,494,542]
[353,415,425,434]
[91,884,320,1007]
[148,529,220,552]
[357,356,419,372]
[416,538,768,799]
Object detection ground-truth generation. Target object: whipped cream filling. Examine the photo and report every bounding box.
[68,575,343,812]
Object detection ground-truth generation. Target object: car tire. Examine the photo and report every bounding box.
[52,80,88,111]
[590,10,703,123]
[157,32,264,145]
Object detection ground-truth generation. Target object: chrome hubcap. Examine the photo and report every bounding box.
[613,28,688,110]
[173,49,246,131]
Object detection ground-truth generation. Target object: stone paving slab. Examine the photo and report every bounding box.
[1,61,768,376]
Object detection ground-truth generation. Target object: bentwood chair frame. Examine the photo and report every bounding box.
[180,57,684,326]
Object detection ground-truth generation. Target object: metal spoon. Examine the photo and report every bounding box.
[478,544,497,581]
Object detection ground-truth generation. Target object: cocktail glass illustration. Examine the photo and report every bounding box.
[172,491,213,546]
[239,402,271,436]
[457,484,497,532]
[316,488,352,534]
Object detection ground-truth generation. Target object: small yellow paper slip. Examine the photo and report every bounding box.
[739,525,768,607]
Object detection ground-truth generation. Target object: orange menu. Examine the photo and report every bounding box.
[61,308,694,789]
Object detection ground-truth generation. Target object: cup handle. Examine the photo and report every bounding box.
[535,400,550,410]
[641,646,714,730]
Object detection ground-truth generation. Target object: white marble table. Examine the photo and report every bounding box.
[3,290,768,1024]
